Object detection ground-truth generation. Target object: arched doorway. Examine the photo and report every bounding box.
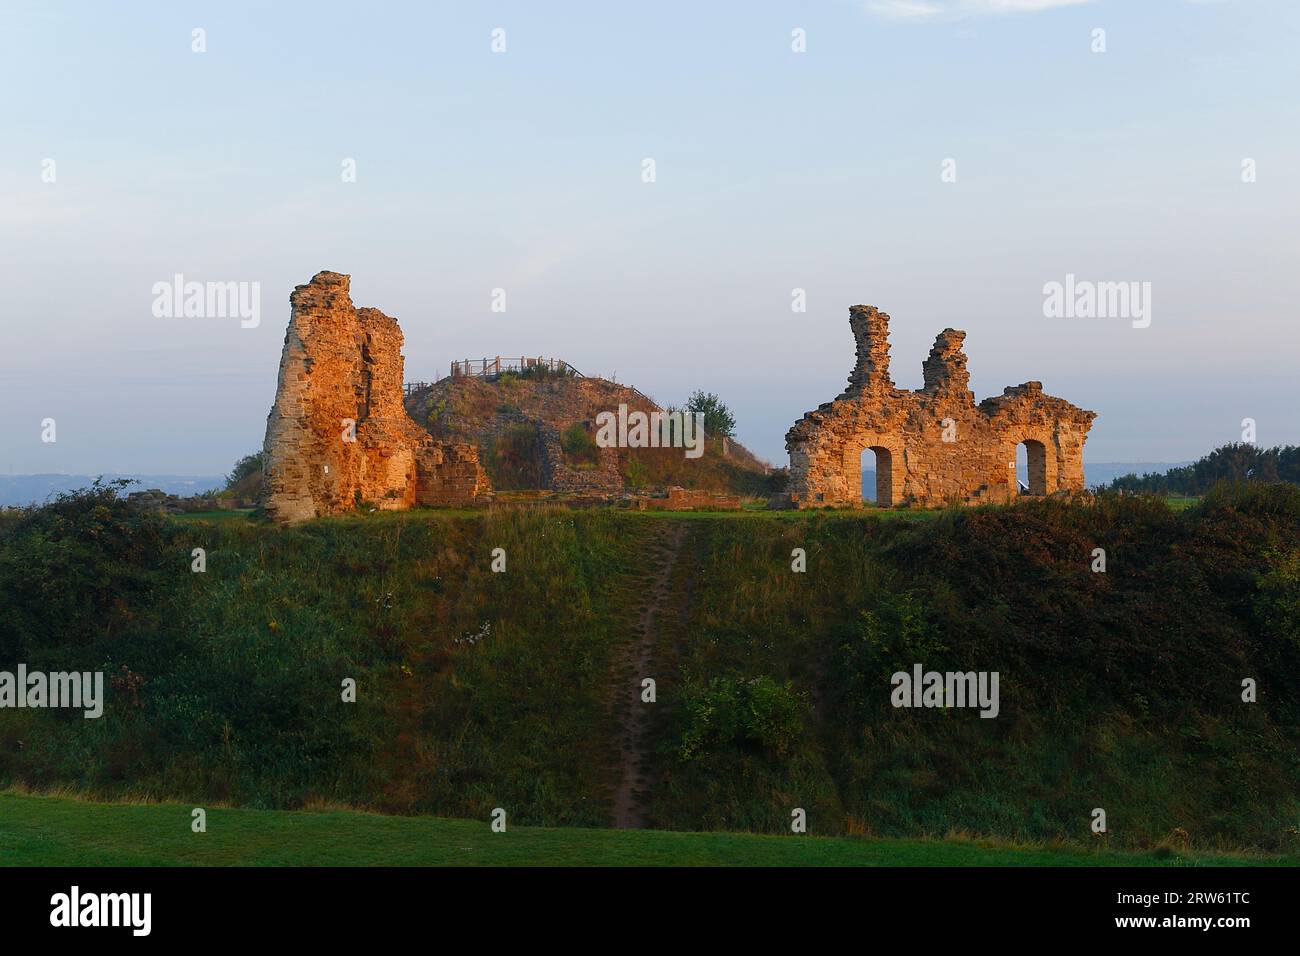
[1016,439,1047,496]
[860,446,894,507]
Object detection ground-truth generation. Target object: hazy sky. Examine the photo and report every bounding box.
[3,0,1297,475]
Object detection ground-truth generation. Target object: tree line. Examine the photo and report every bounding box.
[1109,443,1300,494]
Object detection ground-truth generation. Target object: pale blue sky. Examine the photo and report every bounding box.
[2,0,1297,474]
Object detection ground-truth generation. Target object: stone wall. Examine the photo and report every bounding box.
[413,442,492,506]
[774,305,1095,509]
[537,422,625,494]
[633,487,743,511]
[262,272,490,523]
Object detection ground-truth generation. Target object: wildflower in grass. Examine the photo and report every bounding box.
[454,621,493,646]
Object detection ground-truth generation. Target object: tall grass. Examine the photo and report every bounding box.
[642,490,1300,850]
[3,484,1298,851]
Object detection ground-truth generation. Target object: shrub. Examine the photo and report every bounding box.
[677,675,806,761]
[684,391,736,439]
[0,479,170,662]
[833,590,945,720]
[225,452,263,490]
[622,457,649,489]
[1256,548,1300,653]
[560,423,600,470]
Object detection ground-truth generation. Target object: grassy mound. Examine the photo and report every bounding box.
[2,483,1298,855]
[407,373,776,495]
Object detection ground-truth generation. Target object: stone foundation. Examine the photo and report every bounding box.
[413,442,492,506]
[538,423,625,494]
[634,487,743,511]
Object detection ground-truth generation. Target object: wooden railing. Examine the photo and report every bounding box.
[449,356,580,379]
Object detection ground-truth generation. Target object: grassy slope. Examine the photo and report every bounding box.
[2,793,1286,867]
[3,486,1298,858]
[2,507,652,825]
[641,491,1300,851]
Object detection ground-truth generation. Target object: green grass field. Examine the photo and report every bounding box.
[2,793,1289,867]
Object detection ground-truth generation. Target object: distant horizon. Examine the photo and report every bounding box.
[0,458,1208,482]
[0,458,1199,509]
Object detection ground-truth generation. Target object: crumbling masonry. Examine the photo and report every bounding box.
[775,306,1096,508]
[262,272,490,523]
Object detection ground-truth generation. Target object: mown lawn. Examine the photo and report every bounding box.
[0,794,1290,867]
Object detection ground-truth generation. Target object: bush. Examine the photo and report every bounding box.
[833,590,945,720]
[677,675,806,760]
[0,479,170,662]
[1256,548,1300,653]
[622,457,649,490]
[685,391,736,439]
[225,452,263,490]
[560,423,600,470]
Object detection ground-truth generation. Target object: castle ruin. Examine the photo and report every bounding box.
[262,272,490,523]
[774,305,1096,508]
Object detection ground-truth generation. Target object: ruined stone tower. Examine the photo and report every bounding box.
[775,306,1096,508]
[262,271,490,523]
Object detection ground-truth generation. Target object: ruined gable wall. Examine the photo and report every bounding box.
[777,306,1095,509]
[263,272,489,523]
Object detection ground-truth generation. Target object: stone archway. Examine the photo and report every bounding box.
[1019,439,1048,496]
[860,445,895,506]
[843,436,904,508]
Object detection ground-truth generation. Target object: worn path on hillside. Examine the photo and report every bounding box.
[611,522,687,829]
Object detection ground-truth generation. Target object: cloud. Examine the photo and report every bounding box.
[866,0,944,18]
[865,0,1092,20]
